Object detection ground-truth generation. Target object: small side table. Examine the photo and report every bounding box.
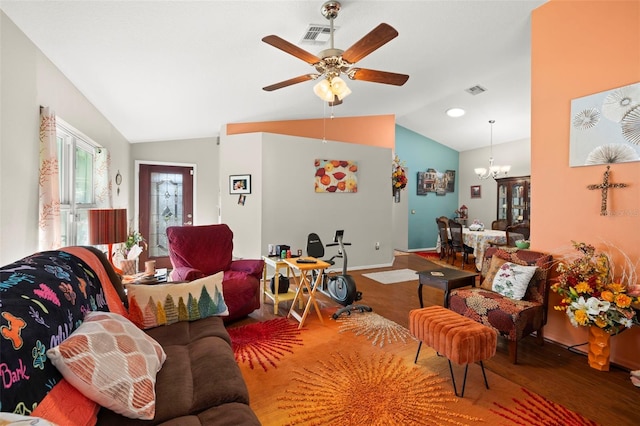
[285,257,332,329]
[417,268,478,308]
[262,255,299,315]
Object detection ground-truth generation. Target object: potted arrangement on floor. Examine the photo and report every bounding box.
[552,241,640,371]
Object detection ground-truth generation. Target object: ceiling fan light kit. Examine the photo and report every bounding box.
[314,76,352,102]
[475,120,511,180]
[262,1,409,104]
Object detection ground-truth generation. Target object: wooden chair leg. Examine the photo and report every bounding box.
[535,328,545,346]
[508,340,518,364]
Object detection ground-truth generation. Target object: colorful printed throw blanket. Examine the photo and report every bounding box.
[0,250,110,415]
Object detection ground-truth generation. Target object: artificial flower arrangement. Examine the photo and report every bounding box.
[392,155,407,192]
[551,241,640,333]
[121,230,147,261]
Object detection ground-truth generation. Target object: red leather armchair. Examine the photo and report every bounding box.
[166,224,264,322]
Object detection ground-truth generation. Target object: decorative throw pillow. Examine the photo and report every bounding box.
[127,272,228,330]
[481,256,507,290]
[0,413,58,425]
[46,311,166,420]
[492,262,538,300]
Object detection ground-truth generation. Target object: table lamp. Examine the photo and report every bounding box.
[89,208,127,273]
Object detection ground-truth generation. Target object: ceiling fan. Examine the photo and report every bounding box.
[262,1,409,106]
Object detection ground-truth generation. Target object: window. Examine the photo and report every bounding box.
[56,119,100,246]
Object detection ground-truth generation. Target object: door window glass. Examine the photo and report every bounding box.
[149,172,183,258]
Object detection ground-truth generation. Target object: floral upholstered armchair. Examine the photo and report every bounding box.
[166,224,264,322]
[448,247,553,364]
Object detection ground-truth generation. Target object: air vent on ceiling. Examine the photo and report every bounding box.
[300,24,338,45]
[465,85,487,96]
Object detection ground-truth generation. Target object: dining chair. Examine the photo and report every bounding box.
[506,224,530,246]
[491,219,508,231]
[448,221,474,269]
[436,218,452,262]
[436,215,450,226]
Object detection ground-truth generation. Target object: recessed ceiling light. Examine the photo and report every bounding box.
[446,108,465,118]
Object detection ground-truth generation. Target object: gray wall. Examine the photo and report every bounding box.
[458,138,531,227]
[0,12,131,265]
[220,131,394,270]
[130,137,220,227]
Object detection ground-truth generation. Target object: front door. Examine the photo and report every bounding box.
[138,164,194,270]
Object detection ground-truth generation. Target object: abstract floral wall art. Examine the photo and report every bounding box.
[314,159,358,193]
[570,81,640,167]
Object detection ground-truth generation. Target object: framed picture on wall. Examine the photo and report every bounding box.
[230,174,251,194]
[470,185,481,198]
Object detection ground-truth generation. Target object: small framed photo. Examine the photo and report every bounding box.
[238,194,246,205]
[229,175,251,194]
[470,185,481,198]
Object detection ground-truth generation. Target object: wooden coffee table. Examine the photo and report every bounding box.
[417,268,478,308]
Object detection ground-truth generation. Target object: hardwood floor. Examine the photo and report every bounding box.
[239,253,638,426]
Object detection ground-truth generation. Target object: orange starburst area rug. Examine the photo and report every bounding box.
[232,311,600,426]
[227,318,303,371]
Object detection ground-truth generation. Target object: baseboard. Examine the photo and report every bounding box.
[406,247,438,252]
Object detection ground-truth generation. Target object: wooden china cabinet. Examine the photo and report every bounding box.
[496,176,530,227]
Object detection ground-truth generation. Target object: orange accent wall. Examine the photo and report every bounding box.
[532,0,640,369]
[226,114,395,148]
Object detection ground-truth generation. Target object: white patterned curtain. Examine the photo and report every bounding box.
[38,107,61,251]
[94,148,112,208]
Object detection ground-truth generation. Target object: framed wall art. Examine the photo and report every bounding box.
[471,185,481,198]
[569,81,640,167]
[416,168,455,195]
[314,159,358,193]
[229,174,251,194]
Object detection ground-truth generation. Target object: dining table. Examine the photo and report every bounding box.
[437,228,523,271]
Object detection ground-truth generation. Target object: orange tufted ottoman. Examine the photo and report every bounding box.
[409,305,497,397]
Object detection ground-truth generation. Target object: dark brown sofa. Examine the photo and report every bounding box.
[0,246,260,426]
[97,316,259,425]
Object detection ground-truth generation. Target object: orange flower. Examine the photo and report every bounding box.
[574,282,591,294]
[600,291,614,302]
[615,294,632,308]
[608,283,625,294]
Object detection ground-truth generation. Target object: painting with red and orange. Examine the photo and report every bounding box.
[314,159,358,193]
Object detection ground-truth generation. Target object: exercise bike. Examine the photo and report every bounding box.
[306,230,372,319]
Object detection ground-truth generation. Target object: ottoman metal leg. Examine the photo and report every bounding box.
[447,360,490,397]
[414,341,422,364]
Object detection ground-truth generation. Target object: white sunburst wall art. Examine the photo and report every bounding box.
[569,81,640,167]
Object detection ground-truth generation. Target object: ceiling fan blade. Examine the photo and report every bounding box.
[348,68,409,86]
[342,23,399,64]
[262,74,318,91]
[262,35,322,65]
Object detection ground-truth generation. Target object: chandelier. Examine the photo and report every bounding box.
[474,120,510,180]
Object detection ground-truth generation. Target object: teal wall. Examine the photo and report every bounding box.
[395,125,459,250]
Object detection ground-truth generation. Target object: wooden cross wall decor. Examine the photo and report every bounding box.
[587,165,628,216]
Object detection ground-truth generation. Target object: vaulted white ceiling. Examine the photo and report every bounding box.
[1,0,546,151]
